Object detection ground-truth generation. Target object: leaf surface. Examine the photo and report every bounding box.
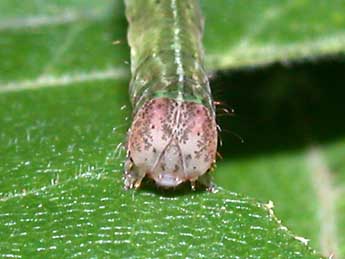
[1,0,344,258]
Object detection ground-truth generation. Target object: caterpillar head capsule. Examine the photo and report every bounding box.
[124,97,217,190]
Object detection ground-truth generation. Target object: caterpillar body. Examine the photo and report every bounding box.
[124,0,217,190]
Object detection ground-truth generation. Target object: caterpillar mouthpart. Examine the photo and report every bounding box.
[125,97,217,189]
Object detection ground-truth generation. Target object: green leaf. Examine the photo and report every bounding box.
[0,83,322,258]
[202,0,345,69]
[213,60,345,257]
[2,0,345,86]
[1,0,344,258]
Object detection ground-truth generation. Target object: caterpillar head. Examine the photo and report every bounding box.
[125,97,217,188]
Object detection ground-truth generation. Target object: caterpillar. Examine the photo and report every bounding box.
[124,0,217,190]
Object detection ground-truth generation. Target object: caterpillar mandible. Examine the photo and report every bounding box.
[124,0,217,190]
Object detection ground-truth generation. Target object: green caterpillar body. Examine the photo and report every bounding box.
[124,0,217,190]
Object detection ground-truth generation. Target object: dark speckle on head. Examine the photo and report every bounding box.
[127,97,217,187]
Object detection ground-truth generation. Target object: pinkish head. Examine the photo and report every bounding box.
[126,97,217,188]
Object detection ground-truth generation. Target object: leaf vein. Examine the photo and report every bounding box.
[206,33,345,69]
[307,147,339,257]
[0,67,129,93]
[0,10,105,31]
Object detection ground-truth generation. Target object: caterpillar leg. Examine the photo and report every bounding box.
[190,180,197,191]
[124,157,146,190]
[197,172,217,192]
